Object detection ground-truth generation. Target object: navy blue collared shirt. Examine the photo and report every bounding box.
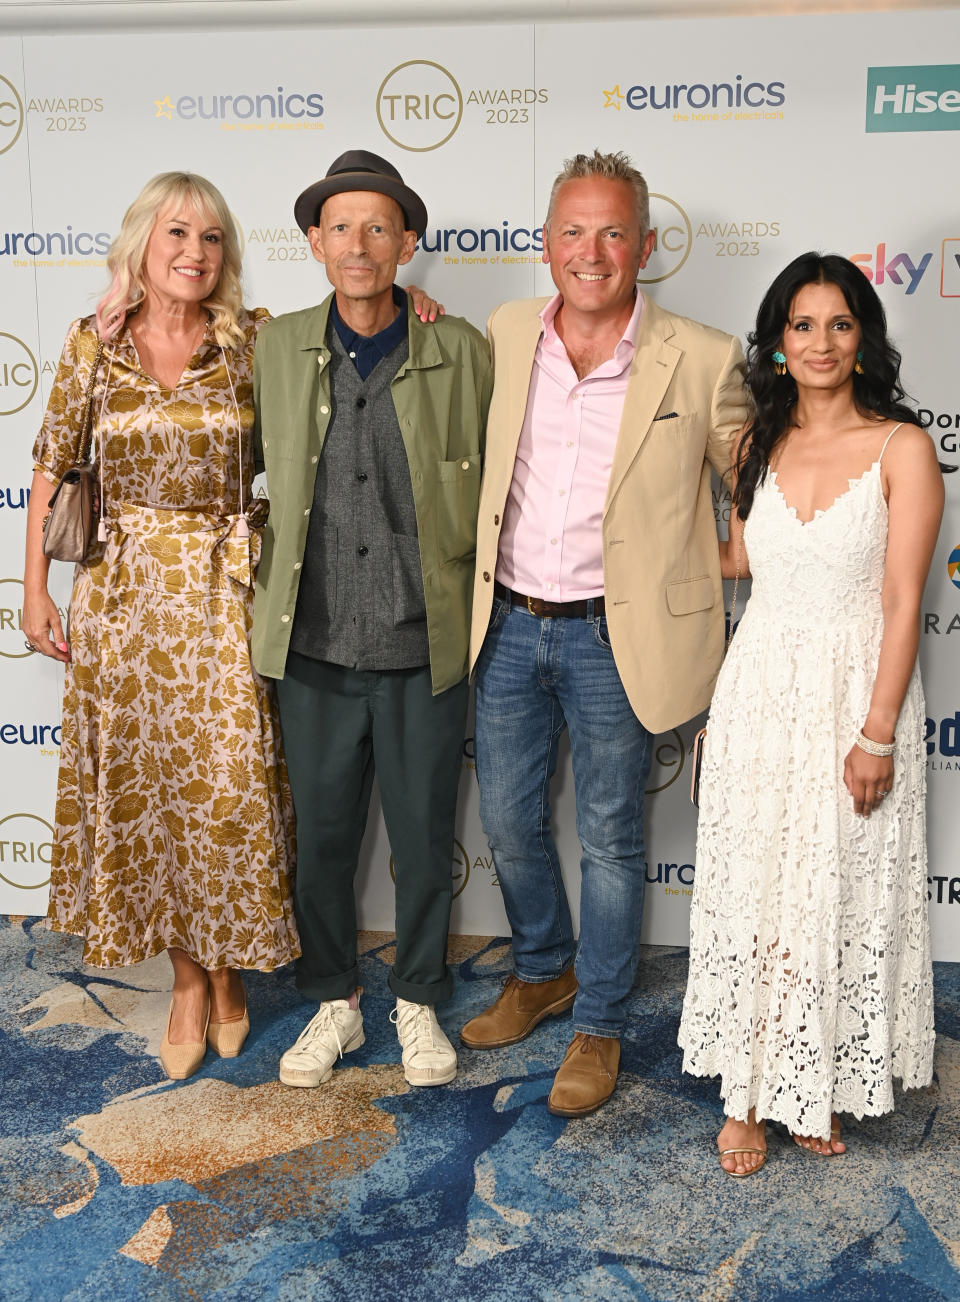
[331,284,407,380]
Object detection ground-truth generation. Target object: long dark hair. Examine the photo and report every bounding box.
[733,252,916,519]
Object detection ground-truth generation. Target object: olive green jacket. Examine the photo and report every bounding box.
[251,293,492,694]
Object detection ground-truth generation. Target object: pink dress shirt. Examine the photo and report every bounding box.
[496,290,643,601]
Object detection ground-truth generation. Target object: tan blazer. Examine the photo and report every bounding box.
[470,294,750,734]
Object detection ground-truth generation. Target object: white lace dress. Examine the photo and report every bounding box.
[678,436,934,1136]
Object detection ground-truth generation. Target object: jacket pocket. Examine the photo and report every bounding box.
[665,574,714,615]
[392,533,427,627]
[299,522,338,624]
[655,412,696,439]
[435,455,481,565]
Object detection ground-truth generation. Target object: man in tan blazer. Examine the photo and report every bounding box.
[460,149,749,1117]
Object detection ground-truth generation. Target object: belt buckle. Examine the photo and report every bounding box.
[527,594,537,616]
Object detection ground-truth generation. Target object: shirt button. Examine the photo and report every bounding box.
[303,508,310,516]
[310,455,318,463]
[356,397,366,409]
[281,614,290,623]
[566,441,574,448]
[320,405,330,415]
[293,562,302,570]
[482,571,491,582]
[494,514,500,525]
[357,471,368,482]
[349,350,357,359]
[316,357,325,369]
[461,460,469,470]
[558,489,566,497]
[550,538,558,545]
[358,545,368,557]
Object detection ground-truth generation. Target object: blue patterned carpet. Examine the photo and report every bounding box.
[2,915,959,1301]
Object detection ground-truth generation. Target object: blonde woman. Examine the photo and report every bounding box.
[24,172,299,1078]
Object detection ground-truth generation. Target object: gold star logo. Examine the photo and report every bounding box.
[603,85,625,110]
[154,95,173,120]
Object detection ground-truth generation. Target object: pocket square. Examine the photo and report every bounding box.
[653,411,679,421]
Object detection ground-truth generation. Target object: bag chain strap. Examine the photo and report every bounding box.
[76,337,105,465]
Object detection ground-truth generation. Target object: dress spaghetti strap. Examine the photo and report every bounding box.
[878,422,904,465]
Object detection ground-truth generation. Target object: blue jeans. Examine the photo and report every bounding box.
[474,596,653,1038]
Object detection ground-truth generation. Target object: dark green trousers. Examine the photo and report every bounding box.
[277,653,468,1005]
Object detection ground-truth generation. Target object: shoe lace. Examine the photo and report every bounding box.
[390,1001,436,1049]
[294,1003,351,1061]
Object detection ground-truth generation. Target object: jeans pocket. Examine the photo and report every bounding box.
[593,614,612,649]
[488,595,508,633]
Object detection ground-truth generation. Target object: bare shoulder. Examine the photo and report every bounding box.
[882,420,943,504]
[882,420,938,466]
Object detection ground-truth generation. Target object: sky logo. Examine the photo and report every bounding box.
[866,65,960,133]
[849,243,931,294]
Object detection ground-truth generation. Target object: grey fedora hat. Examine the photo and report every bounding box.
[294,149,428,238]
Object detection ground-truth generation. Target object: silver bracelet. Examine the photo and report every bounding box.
[856,730,895,757]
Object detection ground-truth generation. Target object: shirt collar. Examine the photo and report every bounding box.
[539,289,644,368]
[331,284,407,363]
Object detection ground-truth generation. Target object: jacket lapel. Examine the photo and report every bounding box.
[604,296,682,514]
[492,305,544,499]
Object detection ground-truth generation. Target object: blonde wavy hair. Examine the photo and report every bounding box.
[96,172,245,348]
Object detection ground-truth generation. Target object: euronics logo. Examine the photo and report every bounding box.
[866,64,960,133]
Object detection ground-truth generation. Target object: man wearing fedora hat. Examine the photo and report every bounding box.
[251,149,491,1090]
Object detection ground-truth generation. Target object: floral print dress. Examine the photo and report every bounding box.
[34,309,299,970]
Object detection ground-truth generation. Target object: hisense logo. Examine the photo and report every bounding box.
[866,64,960,132]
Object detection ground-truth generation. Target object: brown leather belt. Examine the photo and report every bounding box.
[495,581,605,619]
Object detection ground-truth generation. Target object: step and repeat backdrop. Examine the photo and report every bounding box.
[1,9,958,955]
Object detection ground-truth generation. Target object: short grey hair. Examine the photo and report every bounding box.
[545,150,649,239]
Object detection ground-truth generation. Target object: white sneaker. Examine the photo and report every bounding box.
[279,1000,365,1088]
[391,998,457,1086]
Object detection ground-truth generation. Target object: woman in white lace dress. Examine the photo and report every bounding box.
[678,253,943,1176]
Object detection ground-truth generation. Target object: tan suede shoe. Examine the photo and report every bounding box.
[460,969,577,1049]
[547,1033,620,1117]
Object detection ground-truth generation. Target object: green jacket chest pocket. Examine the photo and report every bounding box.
[435,455,481,565]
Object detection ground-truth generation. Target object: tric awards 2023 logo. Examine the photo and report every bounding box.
[377,61,463,152]
[0,74,24,155]
[0,333,39,416]
[866,65,960,133]
[0,578,34,658]
[638,195,692,284]
[0,812,54,891]
[390,839,471,898]
[376,60,547,152]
